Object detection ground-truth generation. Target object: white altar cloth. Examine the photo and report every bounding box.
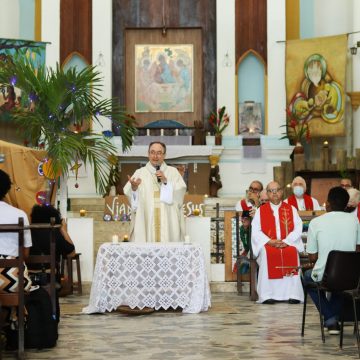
[82,242,211,314]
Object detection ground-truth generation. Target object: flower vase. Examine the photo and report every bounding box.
[215,134,222,146]
[294,142,304,154]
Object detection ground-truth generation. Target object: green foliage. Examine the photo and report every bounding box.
[0,55,137,195]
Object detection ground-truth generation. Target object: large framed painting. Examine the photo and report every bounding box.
[286,35,347,137]
[135,44,193,113]
[125,28,202,128]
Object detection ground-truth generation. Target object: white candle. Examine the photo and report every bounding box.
[184,235,190,244]
[160,129,164,136]
[146,129,150,136]
[175,129,179,136]
[112,234,119,243]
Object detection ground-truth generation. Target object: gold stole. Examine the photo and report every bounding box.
[152,179,161,242]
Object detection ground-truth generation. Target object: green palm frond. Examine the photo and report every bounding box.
[0,55,136,195]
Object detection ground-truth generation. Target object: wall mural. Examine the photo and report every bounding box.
[0,39,46,122]
[135,44,193,113]
[286,34,347,137]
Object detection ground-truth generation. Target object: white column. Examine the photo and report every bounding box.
[352,1,360,151]
[216,0,235,136]
[0,0,19,38]
[92,0,112,132]
[267,0,286,135]
[42,0,60,69]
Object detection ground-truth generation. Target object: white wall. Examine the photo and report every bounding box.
[267,0,286,136]
[216,0,236,136]
[41,0,59,69]
[0,0,19,38]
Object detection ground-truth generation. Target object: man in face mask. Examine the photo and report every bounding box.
[285,176,321,211]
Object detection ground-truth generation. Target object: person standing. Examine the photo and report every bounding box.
[123,142,187,243]
[305,186,360,334]
[251,181,304,304]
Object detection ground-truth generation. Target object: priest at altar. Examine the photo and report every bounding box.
[285,176,321,211]
[251,181,304,304]
[124,141,187,243]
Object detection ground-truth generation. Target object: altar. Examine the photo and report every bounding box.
[82,242,211,314]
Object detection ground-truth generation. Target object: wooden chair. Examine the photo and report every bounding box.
[60,253,83,295]
[0,218,59,359]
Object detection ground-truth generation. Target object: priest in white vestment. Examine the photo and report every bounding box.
[251,181,304,304]
[124,141,187,243]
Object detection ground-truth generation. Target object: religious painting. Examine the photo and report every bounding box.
[286,35,347,137]
[135,44,193,113]
[238,101,263,134]
[0,39,46,120]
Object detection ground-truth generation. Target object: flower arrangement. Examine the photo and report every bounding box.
[208,106,230,135]
[281,105,311,145]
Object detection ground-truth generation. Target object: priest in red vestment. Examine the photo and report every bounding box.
[285,176,321,211]
[251,181,304,304]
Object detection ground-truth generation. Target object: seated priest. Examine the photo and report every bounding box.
[124,141,187,243]
[345,187,360,222]
[285,176,321,211]
[251,181,304,304]
[340,177,353,190]
[235,180,263,217]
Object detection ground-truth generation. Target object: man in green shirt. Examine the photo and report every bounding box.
[305,186,360,334]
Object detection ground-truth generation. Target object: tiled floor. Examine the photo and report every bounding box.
[3,293,359,359]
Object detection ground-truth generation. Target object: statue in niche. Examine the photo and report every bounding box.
[209,155,222,197]
[238,101,262,134]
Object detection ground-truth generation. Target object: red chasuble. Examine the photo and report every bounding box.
[260,202,299,279]
[287,194,314,210]
[241,199,252,211]
[357,204,360,222]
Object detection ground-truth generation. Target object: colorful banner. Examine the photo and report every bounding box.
[286,35,347,137]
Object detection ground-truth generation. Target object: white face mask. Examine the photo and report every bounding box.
[293,185,304,197]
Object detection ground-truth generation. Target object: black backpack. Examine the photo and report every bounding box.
[24,287,58,349]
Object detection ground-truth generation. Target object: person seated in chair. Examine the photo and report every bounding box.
[285,176,321,211]
[345,187,360,222]
[251,181,304,304]
[0,170,33,328]
[305,186,360,334]
[235,180,263,217]
[29,205,75,282]
[340,177,353,190]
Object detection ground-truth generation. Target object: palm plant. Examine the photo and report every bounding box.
[0,55,136,197]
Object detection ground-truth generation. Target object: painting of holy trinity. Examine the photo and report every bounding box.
[135,44,193,113]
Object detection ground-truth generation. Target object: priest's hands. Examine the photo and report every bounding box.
[267,239,288,248]
[155,170,167,184]
[128,175,142,191]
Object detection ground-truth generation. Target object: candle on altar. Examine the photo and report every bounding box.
[112,234,119,243]
[123,234,129,242]
[323,140,329,147]
[79,209,87,217]
[193,208,200,216]
[184,235,191,244]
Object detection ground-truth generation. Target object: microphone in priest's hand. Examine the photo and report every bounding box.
[155,165,161,183]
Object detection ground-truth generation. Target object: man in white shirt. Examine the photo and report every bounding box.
[251,181,304,304]
[305,186,360,334]
[0,169,32,292]
[124,142,187,242]
[285,176,321,211]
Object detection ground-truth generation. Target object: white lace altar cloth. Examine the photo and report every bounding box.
[82,243,211,314]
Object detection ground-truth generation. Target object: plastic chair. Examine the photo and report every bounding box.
[301,250,360,357]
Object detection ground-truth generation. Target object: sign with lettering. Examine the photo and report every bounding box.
[104,194,205,219]
[104,196,131,219]
[182,194,205,217]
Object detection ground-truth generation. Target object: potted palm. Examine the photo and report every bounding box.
[0,55,136,215]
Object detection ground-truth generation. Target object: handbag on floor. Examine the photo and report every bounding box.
[24,287,58,349]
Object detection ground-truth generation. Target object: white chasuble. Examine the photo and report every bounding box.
[124,162,186,243]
